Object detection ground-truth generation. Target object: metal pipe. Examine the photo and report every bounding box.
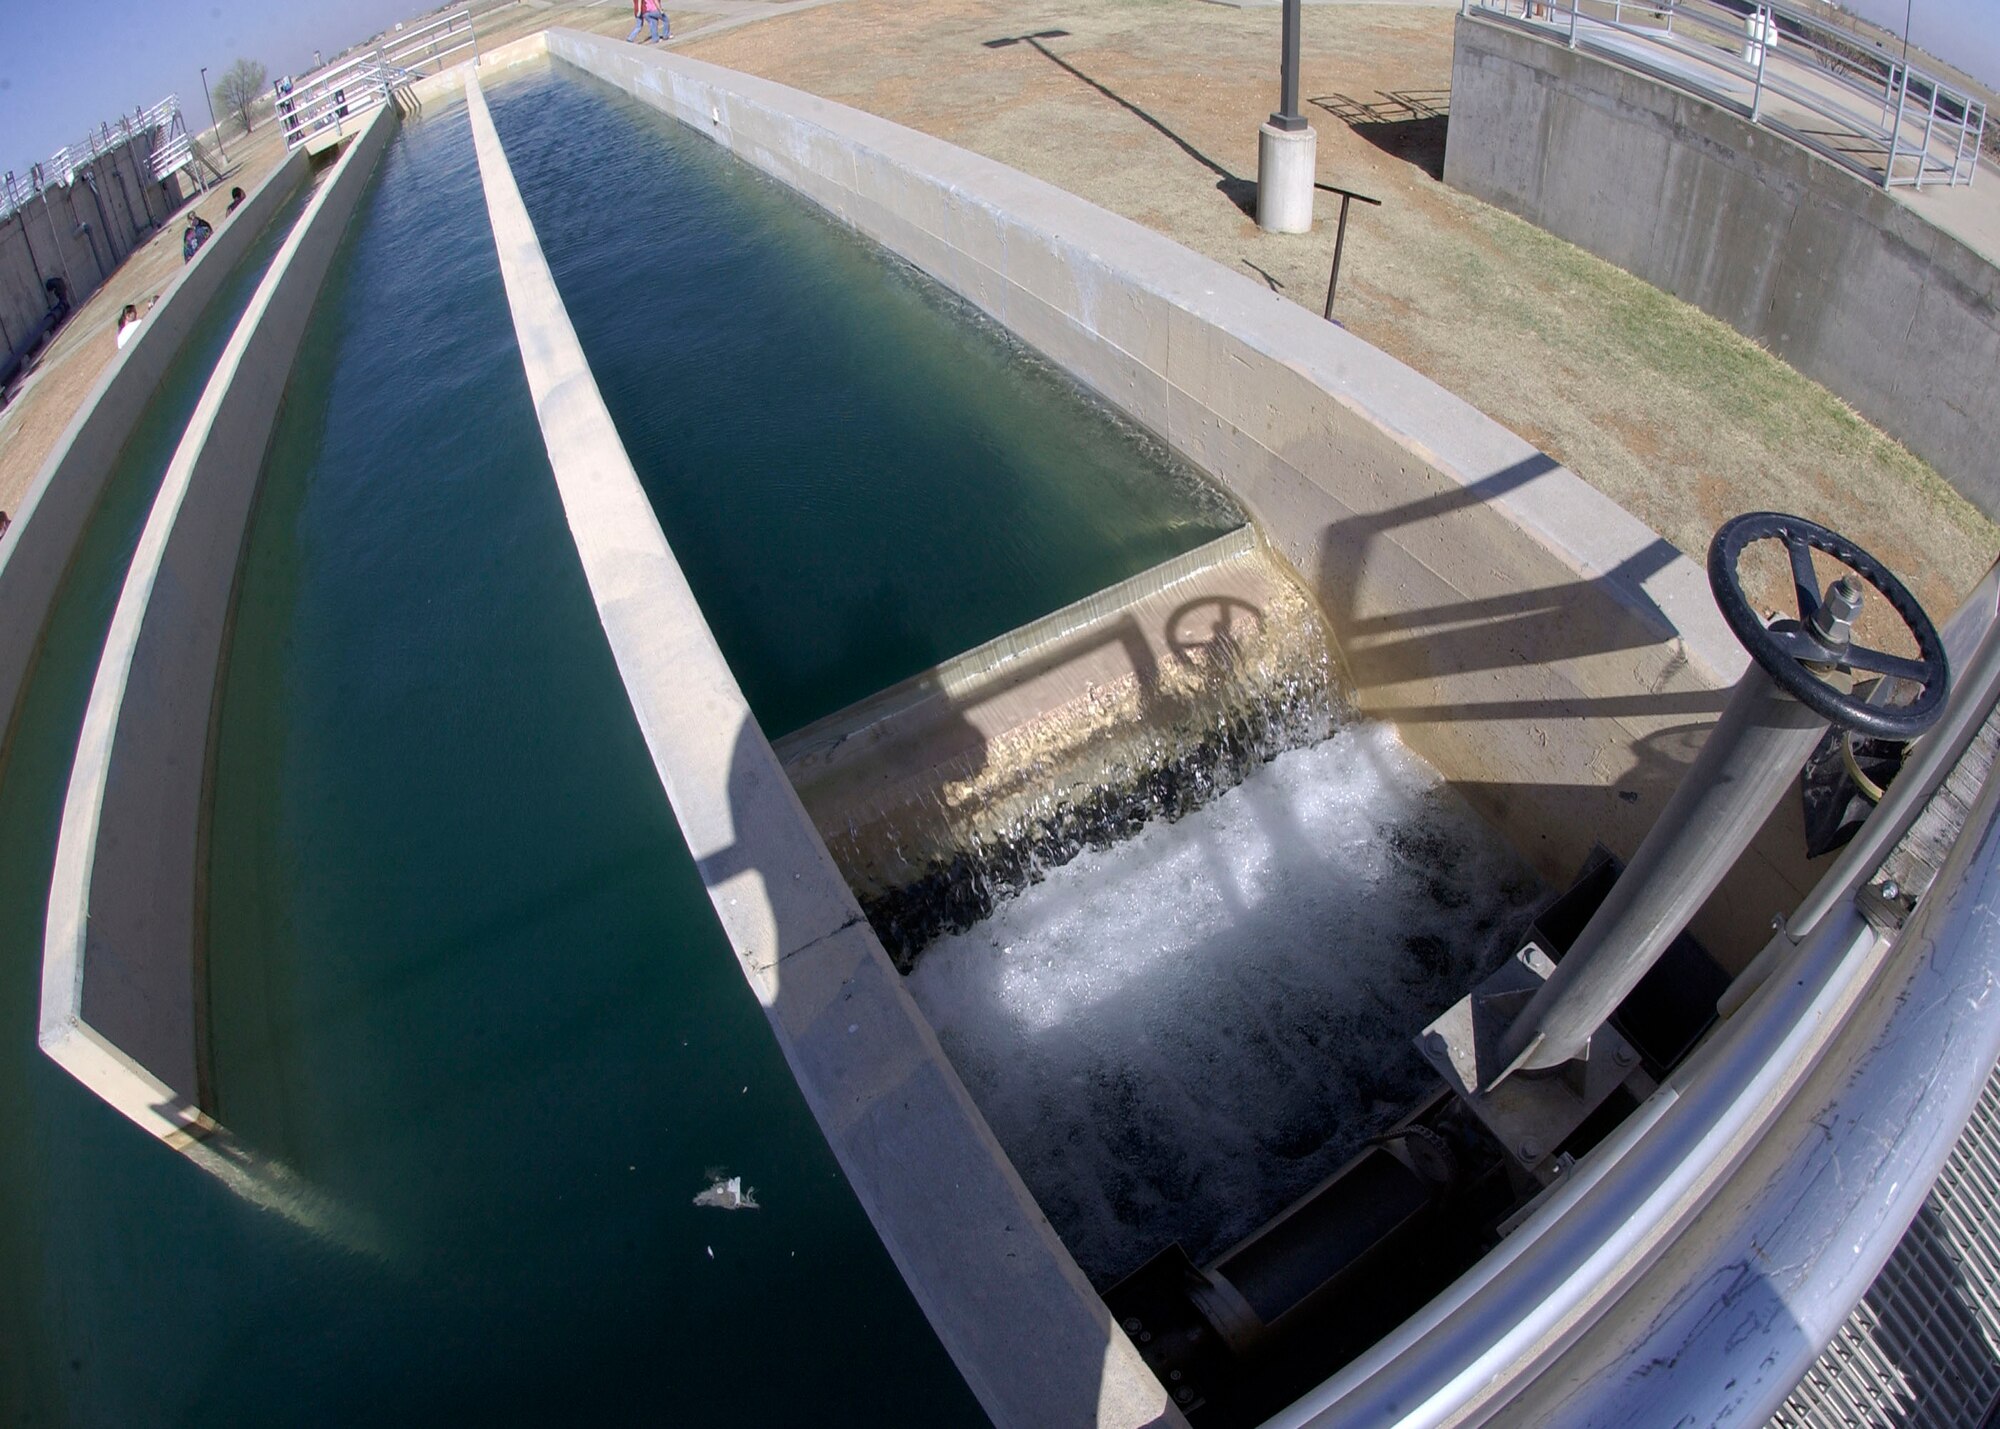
[66,186,107,284]
[1274,894,1884,1429]
[1324,194,1353,319]
[1917,82,1941,188]
[37,177,77,295]
[1885,61,1911,186]
[1750,5,1770,122]
[1496,666,1829,1077]
[1270,0,1306,131]
[81,170,120,266]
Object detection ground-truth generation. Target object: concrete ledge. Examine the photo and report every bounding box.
[776,528,1338,957]
[38,106,396,1145]
[1444,12,2000,520]
[537,29,1803,965]
[462,74,1179,1429]
[0,147,310,768]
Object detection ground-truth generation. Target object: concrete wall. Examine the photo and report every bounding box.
[538,28,1811,968]
[0,129,179,364]
[460,74,1181,1429]
[38,106,395,1148]
[0,147,310,770]
[1444,12,2000,520]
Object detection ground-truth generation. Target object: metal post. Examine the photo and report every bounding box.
[1494,666,1830,1078]
[1885,63,1910,187]
[1750,6,1770,123]
[1568,0,1580,47]
[201,67,227,164]
[1916,84,1940,188]
[1323,194,1354,319]
[1271,0,1306,132]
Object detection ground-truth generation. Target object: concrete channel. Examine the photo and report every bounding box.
[12,28,1849,1429]
[38,106,394,1148]
[0,148,309,770]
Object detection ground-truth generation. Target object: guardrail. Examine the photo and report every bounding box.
[275,9,477,151]
[1,96,187,222]
[1463,0,1987,189]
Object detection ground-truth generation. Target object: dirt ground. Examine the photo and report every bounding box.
[0,119,292,526]
[4,0,1990,627]
[667,0,1995,620]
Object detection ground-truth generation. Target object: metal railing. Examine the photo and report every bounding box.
[275,9,477,151]
[1,96,186,222]
[1464,0,1988,189]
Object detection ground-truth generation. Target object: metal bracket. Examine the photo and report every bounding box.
[1856,878,1915,933]
[1417,943,1638,1176]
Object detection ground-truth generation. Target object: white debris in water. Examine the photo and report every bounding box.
[693,1175,760,1211]
[907,722,1541,1285]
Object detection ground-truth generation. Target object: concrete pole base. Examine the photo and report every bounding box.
[1255,122,1317,234]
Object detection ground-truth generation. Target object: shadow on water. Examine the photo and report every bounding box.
[1311,91,1452,181]
[986,30,1262,216]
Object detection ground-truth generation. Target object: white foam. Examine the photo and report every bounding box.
[907,722,1542,1285]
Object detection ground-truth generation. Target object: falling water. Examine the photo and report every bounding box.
[906,722,1545,1286]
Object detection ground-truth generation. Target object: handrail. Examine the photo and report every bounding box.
[276,9,477,151]
[1462,0,1987,189]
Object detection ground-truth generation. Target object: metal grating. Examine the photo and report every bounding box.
[1772,1058,2000,1427]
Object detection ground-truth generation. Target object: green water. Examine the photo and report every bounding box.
[485,64,1243,736]
[5,62,1250,1421]
[0,189,311,1421]
[198,108,984,1423]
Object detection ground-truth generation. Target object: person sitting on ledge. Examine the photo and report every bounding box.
[182,213,214,263]
[116,304,143,351]
[226,186,246,214]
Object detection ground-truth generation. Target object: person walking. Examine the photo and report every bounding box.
[626,0,648,42]
[646,0,669,42]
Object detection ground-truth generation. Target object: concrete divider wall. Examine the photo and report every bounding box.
[38,105,396,1147]
[538,29,1809,967]
[0,148,310,768]
[460,75,1180,1429]
[1444,13,2000,520]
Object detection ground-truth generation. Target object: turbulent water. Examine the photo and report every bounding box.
[907,722,1544,1286]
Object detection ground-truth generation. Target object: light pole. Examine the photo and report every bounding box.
[1255,0,1316,233]
[200,65,228,163]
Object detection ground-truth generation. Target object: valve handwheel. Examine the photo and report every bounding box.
[1708,512,1949,741]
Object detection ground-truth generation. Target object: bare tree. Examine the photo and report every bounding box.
[213,58,269,134]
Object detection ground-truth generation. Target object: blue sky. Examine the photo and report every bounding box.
[0,0,426,178]
[1839,0,2000,86]
[0,0,1993,183]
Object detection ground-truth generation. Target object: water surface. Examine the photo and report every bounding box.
[486,63,1243,736]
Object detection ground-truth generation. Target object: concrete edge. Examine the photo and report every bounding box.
[775,524,1261,764]
[400,31,553,111]
[38,105,397,1145]
[463,74,1181,1429]
[0,148,312,769]
[537,28,1743,691]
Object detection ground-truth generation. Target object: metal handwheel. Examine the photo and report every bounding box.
[1708,512,1950,741]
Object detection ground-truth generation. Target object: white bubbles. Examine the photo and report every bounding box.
[907,722,1542,1285]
